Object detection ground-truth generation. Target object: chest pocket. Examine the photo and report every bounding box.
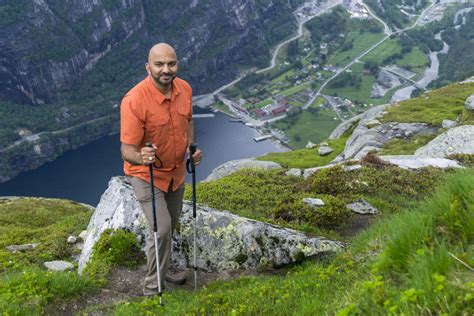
[145,112,169,145]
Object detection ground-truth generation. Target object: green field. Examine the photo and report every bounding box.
[395,46,429,75]
[309,96,326,109]
[328,32,386,67]
[361,38,401,64]
[280,83,310,97]
[322,63,380,105]
[255,99,274,108]
[271,109,340,148]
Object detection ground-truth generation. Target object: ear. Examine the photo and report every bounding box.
[145,63,151,75]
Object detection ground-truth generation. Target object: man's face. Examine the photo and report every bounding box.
[146,48,178,90]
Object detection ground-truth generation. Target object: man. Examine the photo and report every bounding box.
[120,43,202,296]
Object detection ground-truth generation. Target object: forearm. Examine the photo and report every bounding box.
[187,119,195,147]
[121,143,143,165]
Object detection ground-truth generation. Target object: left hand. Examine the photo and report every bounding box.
[192,148,202,165]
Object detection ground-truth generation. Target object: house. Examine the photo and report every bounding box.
[272,105,290,115]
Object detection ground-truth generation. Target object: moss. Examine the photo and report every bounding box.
[83,228,144,285]
[379,133,437,155]
[449,153,474,168]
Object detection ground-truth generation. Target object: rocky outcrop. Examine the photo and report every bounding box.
[379,155,462,169]
[414,125,474,158]
[204,158,282,182]
[78,177,344,273]
[44,261,74,272]
[346,199,379,215]
[329,114,361,139]
[331,104,439,161]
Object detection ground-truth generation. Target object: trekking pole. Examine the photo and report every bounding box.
[186,143,198,291]
[146,142,163,306]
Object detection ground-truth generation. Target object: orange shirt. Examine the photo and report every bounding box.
[120,76,193,192]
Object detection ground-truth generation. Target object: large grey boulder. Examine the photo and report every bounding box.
[414,125,474,158]
[465,94,474,110]
[379,155,462,169]
[6,243,39,252]
[333,103,437,161]
[442,119,458,129]
[346,199,379,215]
[78,177,344,273]
[318,146,334,156]
[204,158,282,182]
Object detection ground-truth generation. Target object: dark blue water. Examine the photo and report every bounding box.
[0,110,283,206]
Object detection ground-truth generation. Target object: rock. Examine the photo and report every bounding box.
[203,158,282,182]
[465,94,474,110]
[318,146,334,156]
[329,114,362,139]
[78,177,345,273]
[379,155,462,170]
[78,230,88,241]
[319,142,329,147]
[6,243,39,252]
[303,198,325,207]
[67,235,77,244]
[78,177,148,274]
[343,164,362,172]
[44,260,74,272]
[285,168,302,177]
[442,119,458,129]
[414,125,474,158]
[364,119,381,128]
[305,141,317,149]
[346,199,379,215]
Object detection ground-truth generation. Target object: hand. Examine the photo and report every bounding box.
[192,148,202,165]
[140,144,157,165]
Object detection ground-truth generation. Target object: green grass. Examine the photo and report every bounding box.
[113,168,471,315]
[309,96,326,109]
[257,131,348,169]
[382,81,474,126]
[361,38,401,64]
[270,110,341,149]
[323,63,379,105]
[0,198,98,314]
[271,69,297,84]
[280,83,310,97]
[328,32,386,67]
[254,99,274,108]
[395,46,429,76]
[211,101,236,117]
[379,134,438,155]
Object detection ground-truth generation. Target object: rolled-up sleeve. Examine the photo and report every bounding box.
[120,95,144,145]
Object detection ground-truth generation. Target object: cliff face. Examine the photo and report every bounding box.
[0,0,300,105]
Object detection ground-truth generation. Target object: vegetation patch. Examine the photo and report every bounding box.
[382,82,474,126]
[0,198,98,314]
[83,228,144,286]
[115,169,473,315]
[379,133,437,155]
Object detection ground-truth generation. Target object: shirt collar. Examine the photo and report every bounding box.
[146,76,180,104]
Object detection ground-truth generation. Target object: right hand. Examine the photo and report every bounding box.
[141,144,157,165]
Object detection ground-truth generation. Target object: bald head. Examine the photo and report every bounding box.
[148,43,177,63]
[146,43,179,94]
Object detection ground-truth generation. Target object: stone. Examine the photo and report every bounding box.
[78,230,88,241]
[365,119,381,127]
[343,164,362,172]
[6,243,39,252]
[67,235,77,244]
[78,177,345,273]
[318,146,334,156]
[329,114,361,139]
[379,155,462,170]
[319,142,329,147]
[442,119,458,129]
[285,168,302,177]
[203,158,282,182]
[303,198,325,207]
[465,94,474,110]
[346,199,379,215]
[44,260,74,272]
[305,141,317,149]
[414,125,474,158]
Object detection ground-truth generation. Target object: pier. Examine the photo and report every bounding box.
[253,135,272,142]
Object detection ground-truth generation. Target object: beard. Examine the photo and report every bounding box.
[151,72,176,87]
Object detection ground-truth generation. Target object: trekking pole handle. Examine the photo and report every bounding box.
[186,143,198,173]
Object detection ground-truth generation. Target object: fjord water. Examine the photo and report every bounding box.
[0,109,283,206]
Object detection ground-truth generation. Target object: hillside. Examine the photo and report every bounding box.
[0,80,473,314]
